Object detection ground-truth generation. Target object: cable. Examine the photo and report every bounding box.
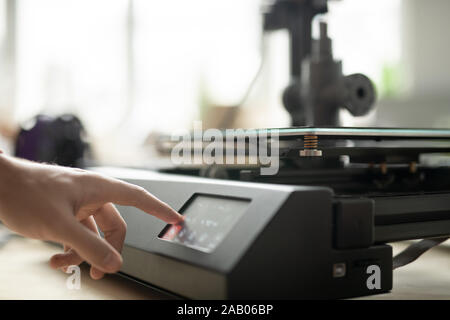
[393,237,449,270]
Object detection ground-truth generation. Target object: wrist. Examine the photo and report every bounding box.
[0,152,8,169]
[0,155,26,204]
[0,154,18,183]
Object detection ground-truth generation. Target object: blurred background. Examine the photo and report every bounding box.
[0,0,449,166]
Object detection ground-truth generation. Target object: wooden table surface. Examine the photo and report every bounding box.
[0,236,449,300]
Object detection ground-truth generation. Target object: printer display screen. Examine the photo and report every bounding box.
[159,194,250,252]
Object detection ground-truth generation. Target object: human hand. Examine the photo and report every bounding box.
[0,154,183,279]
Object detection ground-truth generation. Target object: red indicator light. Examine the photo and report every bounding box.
[161,224,182,240]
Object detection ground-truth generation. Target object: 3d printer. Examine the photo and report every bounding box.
[90,0,450,299]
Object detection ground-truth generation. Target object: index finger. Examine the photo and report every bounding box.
[84,173,184,224]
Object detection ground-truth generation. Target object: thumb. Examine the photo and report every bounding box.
[60,220,123,274]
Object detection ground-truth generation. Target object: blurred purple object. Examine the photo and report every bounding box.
[15,114,88,168]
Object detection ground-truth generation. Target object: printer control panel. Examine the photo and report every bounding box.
[159,194,250,253]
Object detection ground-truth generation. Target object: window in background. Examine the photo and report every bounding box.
[324,0,402,98]
[0,0,12,119]
[0,0,7,49]
[9,0,402,162]
[131,0,261,137]
[15,0,129,137]
[131,0,402,136]
[0,0,12,153]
